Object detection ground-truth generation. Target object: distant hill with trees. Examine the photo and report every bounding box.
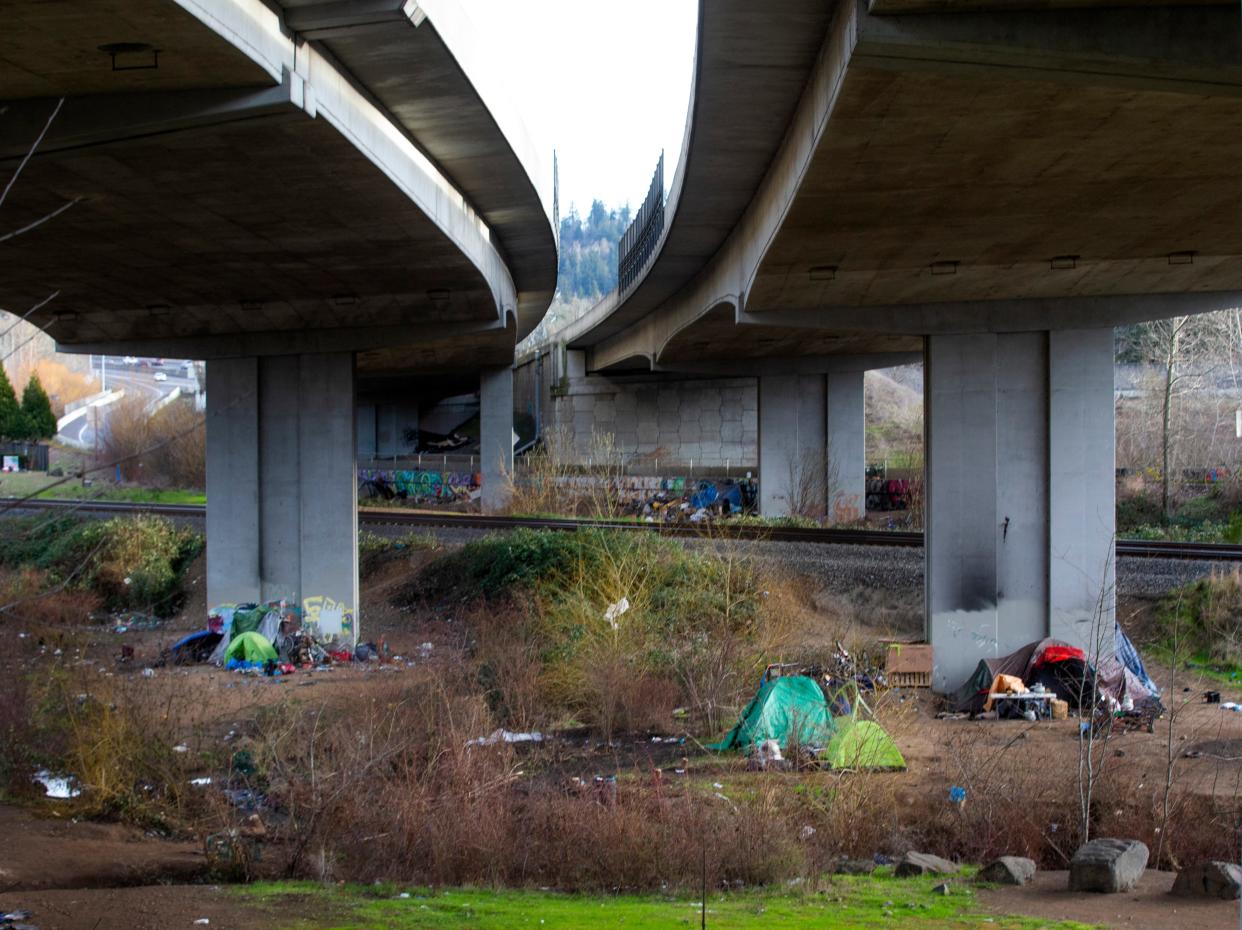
[522,200,631,350]
[557,200,630,300]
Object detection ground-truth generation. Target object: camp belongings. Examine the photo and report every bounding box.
[949,626,1160,717]
[710,671,905,770]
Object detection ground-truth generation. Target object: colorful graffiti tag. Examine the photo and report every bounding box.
[303,594,355,642]
[359,468,480,504]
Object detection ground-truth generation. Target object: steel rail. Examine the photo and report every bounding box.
[1,497,1238,560]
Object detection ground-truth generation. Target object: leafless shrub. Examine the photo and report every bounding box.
[102,397,204,488]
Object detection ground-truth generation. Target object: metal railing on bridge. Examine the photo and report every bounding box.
[617,152,665,295]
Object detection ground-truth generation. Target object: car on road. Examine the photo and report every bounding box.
[123,356,137,365]
[154,372,168,382]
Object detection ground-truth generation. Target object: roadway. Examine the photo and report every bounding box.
[56,358,199,448]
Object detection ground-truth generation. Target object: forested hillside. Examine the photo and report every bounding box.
[557,200,630,299]
[523,200,631,348]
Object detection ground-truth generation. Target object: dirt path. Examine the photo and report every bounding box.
[0,805,204,894]
[0,885,334,930]
[978,869,1239,930]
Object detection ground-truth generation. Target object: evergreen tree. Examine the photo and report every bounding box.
[20,373,57,440]
[0,365,24,440]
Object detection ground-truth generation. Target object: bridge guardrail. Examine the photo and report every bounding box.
[618,152,665,295]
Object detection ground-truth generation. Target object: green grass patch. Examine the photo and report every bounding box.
[241,878,1100,930]
[0,471,205,504]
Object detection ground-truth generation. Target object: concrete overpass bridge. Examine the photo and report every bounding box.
[558,0,1242,687]
[1,0,558,641]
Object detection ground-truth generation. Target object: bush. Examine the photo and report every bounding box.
[1160,568,1242,665]
[415,529,789,736]
[0,514,201,615]
[0,664,209,830]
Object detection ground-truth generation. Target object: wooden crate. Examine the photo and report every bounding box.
[886,643,933,688]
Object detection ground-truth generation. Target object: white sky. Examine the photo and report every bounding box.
[460,0,698,218]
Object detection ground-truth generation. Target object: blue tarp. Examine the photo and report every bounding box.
[1116,623,1159,696]
[171,630,216,652]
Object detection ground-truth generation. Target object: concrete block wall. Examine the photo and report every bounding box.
[546,374,759,468]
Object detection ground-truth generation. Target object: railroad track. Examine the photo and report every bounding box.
[1,497,1238,560]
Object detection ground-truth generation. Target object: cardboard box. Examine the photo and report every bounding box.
[886,643,933,688]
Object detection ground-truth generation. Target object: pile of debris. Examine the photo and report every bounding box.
[629,478,757,523]
[162,602,394,676]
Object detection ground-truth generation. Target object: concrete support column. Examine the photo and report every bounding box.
[206,357,261,605]
[925,330,1114,691]
[206,352,358,643]
[480,365,514,514]
[758,374,826,516]
[826,370,865,524]
[1049,329,1116,647]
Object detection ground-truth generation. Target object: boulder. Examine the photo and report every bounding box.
[895,851,960,877]
[1068,838,1149,893]
[978,856,1037,886]
[1171,861,1242,900]
[835,859,877,876]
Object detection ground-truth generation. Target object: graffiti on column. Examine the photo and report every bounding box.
[302,594,355,641]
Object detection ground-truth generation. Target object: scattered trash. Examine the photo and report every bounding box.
[799,824,816,840]
[467,729,544,747]
[603,597,630,629]
[949,786,967,806]
[173,744,189,753]
[1206,691,1221,704]
[33,770,80,799]
[190,777,213,787]
[142,667,156,678]
[194,921,210,926]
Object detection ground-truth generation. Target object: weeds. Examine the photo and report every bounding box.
[415,528,787,737]
[0,514,201,616]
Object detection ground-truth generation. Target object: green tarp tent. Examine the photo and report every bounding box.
[710,675,835,752]
[223,631,277,664]
[823,718,905,771]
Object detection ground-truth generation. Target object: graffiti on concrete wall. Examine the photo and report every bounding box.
[303,594,354,641]
[359,468,480,504]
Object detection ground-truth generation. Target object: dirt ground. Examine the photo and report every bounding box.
[977,869,1239,930]
[4,550,1242,929]
[0,884,338,930]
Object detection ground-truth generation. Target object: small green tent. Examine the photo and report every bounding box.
[223,631,277,664]
[823,718,905,771]
[710,675,835,752]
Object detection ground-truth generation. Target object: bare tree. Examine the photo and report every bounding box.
[1122,313,1242,523]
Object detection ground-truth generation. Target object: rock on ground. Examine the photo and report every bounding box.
[1171,861,1242,900]
[1069,838,1149,893]
[978,856,1037,886]
[895,851,960,877]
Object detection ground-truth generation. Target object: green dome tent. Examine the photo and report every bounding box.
[710,675,835,752]
[223,631,278,665]
[823,718,905,771]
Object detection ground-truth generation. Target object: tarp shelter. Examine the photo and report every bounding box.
[169,630,222,664]
[208,603,283,665]
[223,631,278,665]
[950,630,1159,715]
[823,719,905,771]
[710,675,835,752]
